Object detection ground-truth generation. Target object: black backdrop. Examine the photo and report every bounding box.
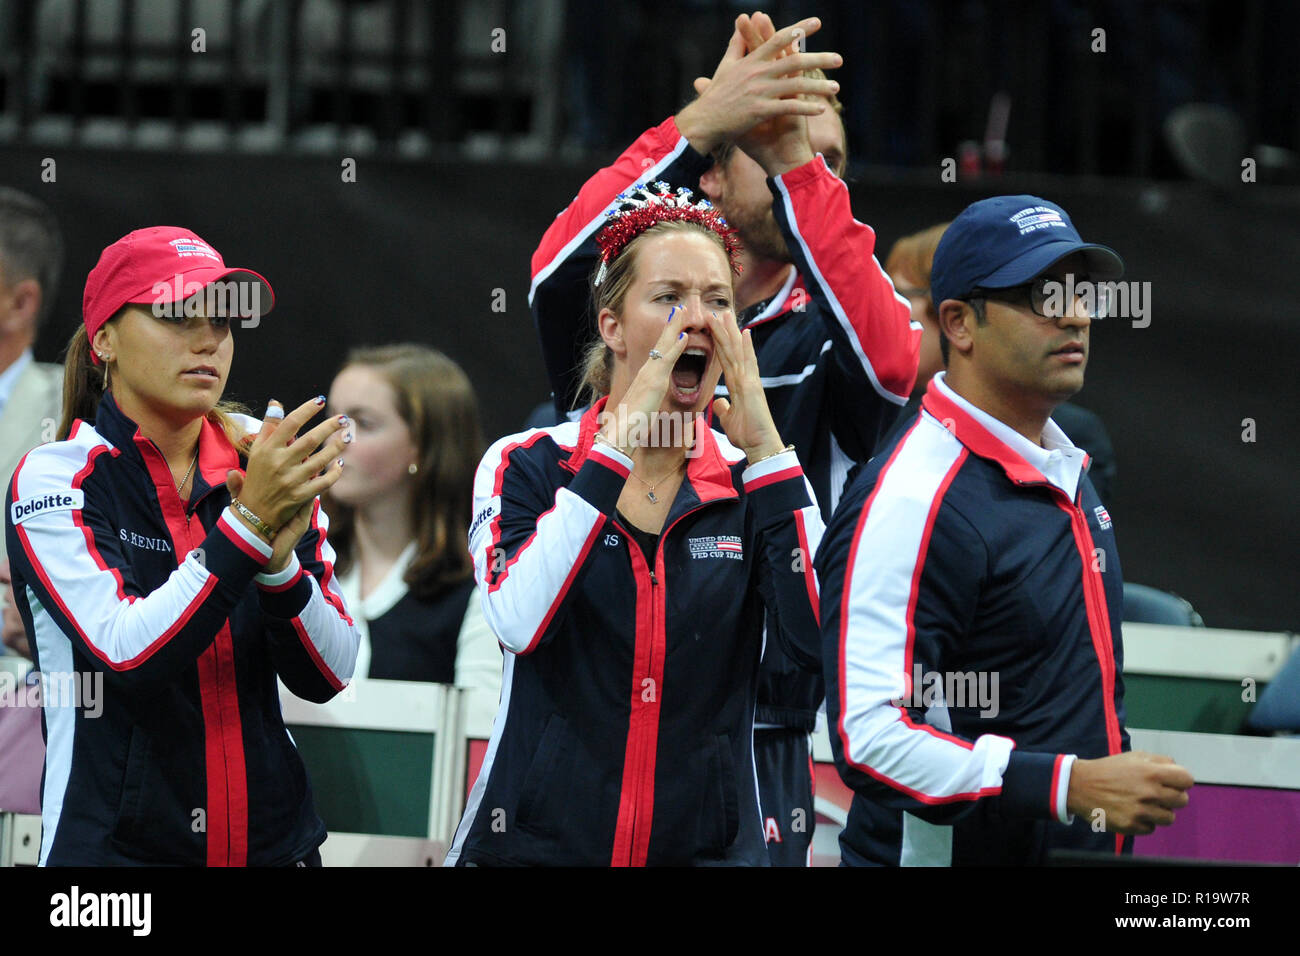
[0,144,1295,632]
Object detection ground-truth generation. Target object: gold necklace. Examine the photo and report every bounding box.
[174,448,200,495]
[628,458,685,503]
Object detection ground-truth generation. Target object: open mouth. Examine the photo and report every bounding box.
[182,365,220,380]
[672,349,708,392]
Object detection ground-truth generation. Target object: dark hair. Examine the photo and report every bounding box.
[57,309,251,448]
[323,344,485,599]
[940,298,986,364]
[0,187,64,326]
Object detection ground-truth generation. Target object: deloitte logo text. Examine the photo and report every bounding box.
[10,490,83,525]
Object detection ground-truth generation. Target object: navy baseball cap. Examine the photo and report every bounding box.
[930,195,1124,307]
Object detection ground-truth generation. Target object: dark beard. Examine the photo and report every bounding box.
[728,206,793,265]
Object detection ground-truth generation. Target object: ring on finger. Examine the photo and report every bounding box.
[648,349,664,360]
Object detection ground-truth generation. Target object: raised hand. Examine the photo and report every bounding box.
[229,396,348,541]
[676,15,840,159]
[599,308,694,453]
[707,309,785,462]
[692,10,801,95]
[730,12,820,176]
[224,467,315,575]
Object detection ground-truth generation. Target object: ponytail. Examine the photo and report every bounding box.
[57,325,101,441]
[578,338,613,405]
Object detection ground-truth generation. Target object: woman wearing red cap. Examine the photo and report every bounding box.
[3,227,359,866]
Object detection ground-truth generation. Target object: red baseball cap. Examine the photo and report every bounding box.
[82,226,275,363]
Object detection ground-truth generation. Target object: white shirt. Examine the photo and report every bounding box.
[932,372,1088,501]
[0,350,34,419]
[337,542,502,728]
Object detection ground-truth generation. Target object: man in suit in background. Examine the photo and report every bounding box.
[0,187,66,660]
[0,187,64,815]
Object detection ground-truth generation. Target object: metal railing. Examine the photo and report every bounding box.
[0,0,1291,176]
[0,0,565,156]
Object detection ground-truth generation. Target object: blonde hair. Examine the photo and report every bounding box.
[58,317,252,452]
[578,219,732,404]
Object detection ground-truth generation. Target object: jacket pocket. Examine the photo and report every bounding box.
[110,724,204,864]
[113,725,150,841]
[700,734,740,853]
[514,714,569,834]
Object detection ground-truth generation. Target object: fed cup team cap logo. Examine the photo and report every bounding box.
[82,226,275,362]
[929,194,1124,308]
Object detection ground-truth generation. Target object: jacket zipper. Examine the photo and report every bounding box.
[1026,479,1122,753]
[172,458,237,865]
[1009,474,1124,856]
[179,482,229,865]
[138,433,249,864]
[616,502,718,866]
[1071,497,1121,752]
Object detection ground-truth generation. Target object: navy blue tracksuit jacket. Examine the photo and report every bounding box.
[445,400,823,866]
[817,375,1131,865]
[6,393,358,865]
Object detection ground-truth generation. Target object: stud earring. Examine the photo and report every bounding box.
[408,463,418,475]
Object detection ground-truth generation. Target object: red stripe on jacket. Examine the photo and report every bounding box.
[484,431,562,593]
[610,527,661,866]
[310,499,353,625]
[1057,499,1124,854]
[289,615,347,693]
[836,424,998,805]
[794,509,819,627]
[138,432,249,868]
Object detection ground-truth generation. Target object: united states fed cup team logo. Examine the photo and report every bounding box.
[688,535,744,561]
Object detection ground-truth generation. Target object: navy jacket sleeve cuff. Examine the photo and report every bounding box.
[742,450,813,519]
[1001,750,1064,821]
[567,443,632,516]
[255,552,313,619]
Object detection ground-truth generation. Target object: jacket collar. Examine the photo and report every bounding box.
[93,391,242,503]
[567,397,740,510]
[921,373,1089,496]
[739,269,801,331]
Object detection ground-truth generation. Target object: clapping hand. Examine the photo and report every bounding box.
[678,14,840,161]
[707,310,785,463]
[226,397,346,573]
[598,309,695,452]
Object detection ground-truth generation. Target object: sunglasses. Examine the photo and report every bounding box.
[964,275,1113,320]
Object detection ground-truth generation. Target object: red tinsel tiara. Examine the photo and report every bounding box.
[594,181,743,287]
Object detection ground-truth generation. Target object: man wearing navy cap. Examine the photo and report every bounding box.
[816,195,1194,865]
